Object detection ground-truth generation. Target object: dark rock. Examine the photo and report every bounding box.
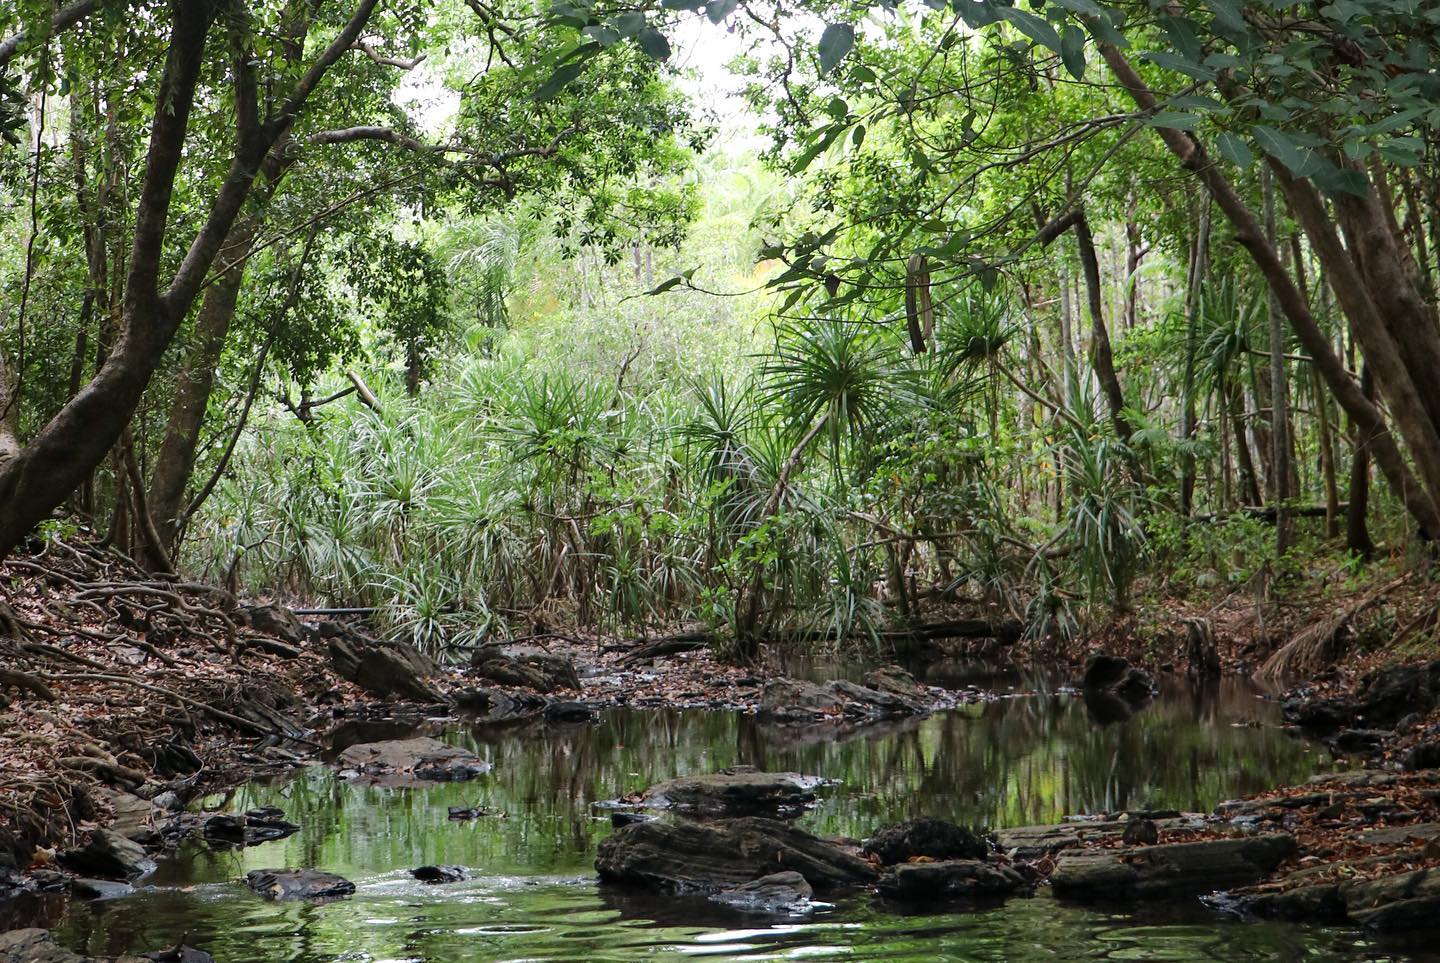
[861,665,923,698]
[412,865,467,884]
[863,818,987,865]
[70,878,135,900]
[1358,662,1440,728]
[710,871,814,914]
[335,736,489,783]
[1122,817,1158,846]
[452,687,548,720]
[1082,654,1131,690]
[1083,688,1137,726]
[59,829,154,880]
[544,700,597,724]
[633,769,825,819]
[611,812,657,828]
[1051,834,1297,901]
[470,650,580,693]
[1114,667,1157,703]
[202,810,300,847]
[328,634,444,703]
[758,678,924,724]
[1281,696,1356,732]
[0,929,87,963]
[242,602,306,646]
[1331,728,1391,755]
[1405,742,1440,771]
[448,806,503,820]
[876,859,1030,903]
[245,868,356,902]
[596,816,877,893]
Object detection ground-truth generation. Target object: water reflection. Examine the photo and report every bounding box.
[42,675,1394,962]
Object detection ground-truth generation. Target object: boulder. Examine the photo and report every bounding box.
[469,649,580,693]
[1082,654,1131,690]
[59,829,154,880]
[544,700,597,724]
[0,929,87,963]
[863,818,987,865]
[758,678,924,724]
[876,859,1030,903]
[328,634,444,703]
[335,736,489,783]
[632,768,826,819]
[1358,662,1440,728]
[245,868,355,902]
[1051,834,1297,901]
[1331,728,1391,755]
[1281,695,1356,732]
[141,945,215,963]
[710,871,814,914]
[452,687,548,721]
[1122,817,1159,846]
[861,665,924,699]
[596,816,877,893]
[242,602,306,646]
[1405,742,1440,771]
[412,865,467,884]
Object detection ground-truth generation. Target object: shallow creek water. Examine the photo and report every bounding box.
[31,670,1432,961]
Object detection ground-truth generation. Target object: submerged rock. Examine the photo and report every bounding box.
[1050,834,1296,901]
[1081,654,1156,724]
[70,878,135,901]
[412,865,468,884]
[596,816,877,893]
[709,871,815,915]
[335,736,489,783]
[245,868,356,902]
[876,860,1030,903]
[202,807,300,847]
[141,944,216,963]
[863,818,987,865]
[631,768,826,819]
[59,829,154,881]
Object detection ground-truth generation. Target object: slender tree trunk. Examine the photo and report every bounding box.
[1072,213,1132,445]
[1262,168,1293,555]
[1180,202,1210,515]
[1347,365,1376,560]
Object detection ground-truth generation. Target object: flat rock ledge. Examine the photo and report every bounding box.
[595,816,877,893]
[1050,834,1297,900]
[757,676,928,724]
[245,868,355,902]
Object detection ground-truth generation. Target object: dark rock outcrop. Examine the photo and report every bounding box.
[0,929,87,963]
[328,633,444,703]
[758,678,925,724]
[242,602,306,646]
[202,807,300,847]
[469,649,580,693]
[59,829,154,880]
[245,868,356,902]
[876,859,1030,902]
[863,818,987,865]
[412,865,468,884]
[1050,834,1296,900]
[596,816,877,893]
[709,871,814,914]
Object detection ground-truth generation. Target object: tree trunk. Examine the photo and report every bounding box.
[1180,202,1210,515]
[1262,167,1293,555]
[1346,365,1376,560]
[1072,212,1133,446]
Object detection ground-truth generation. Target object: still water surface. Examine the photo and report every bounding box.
[37,671,1428,961]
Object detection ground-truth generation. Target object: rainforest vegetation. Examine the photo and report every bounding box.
[2,0,1438,666]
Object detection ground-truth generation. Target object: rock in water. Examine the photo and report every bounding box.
[876,860,1030,902]
[863,818,987,865]
[142,944,216,963]
[1050,834,1296,900]
[633,768,826,819]
[758,678,925,724]
[59,829,154,880]
[335,736,489,782]
[1082,654,1131,690]
[1122,817,1159,846]
[202,809,300,847]
[596,816,876,893]
[245,868,356,902]
[710,871,814,914]
[0,929,87,963]
[412,865,467,884]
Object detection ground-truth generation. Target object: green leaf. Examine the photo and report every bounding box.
[1252,125,1318,176]
[1060,26,1086,80]
[790,124,843,172]
[644,275,686,295]
[706,0,737,22]
[582,24,620,46]
[532,60,587,102]
[1142,50,1216,80]
[636,28,671,61]
[1147,111,1199,131]
[851,124,866,148]
[611,12,646,36]
[1000,7,1061,53]
[818,23,855,75]
[1215,132,1254,168]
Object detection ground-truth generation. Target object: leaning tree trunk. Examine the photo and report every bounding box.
[1347,365,1377,560]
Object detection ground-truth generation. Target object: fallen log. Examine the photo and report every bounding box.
[618,619,1023,661]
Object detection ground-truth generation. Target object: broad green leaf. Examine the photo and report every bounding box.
[1061,26,1086,80]
[1252,125,1318,176]
[818,23,855,75]
[611,12,646,36]
[636,27,671,60]
[705,0,738,23]
[532,60,587,101]
[1000,7,1061,53]
[1147,111,1199,131]
[1142,50,1217,80]
[1215,132,1254,168]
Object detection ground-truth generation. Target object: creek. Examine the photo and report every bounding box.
[32,668,1425,961]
